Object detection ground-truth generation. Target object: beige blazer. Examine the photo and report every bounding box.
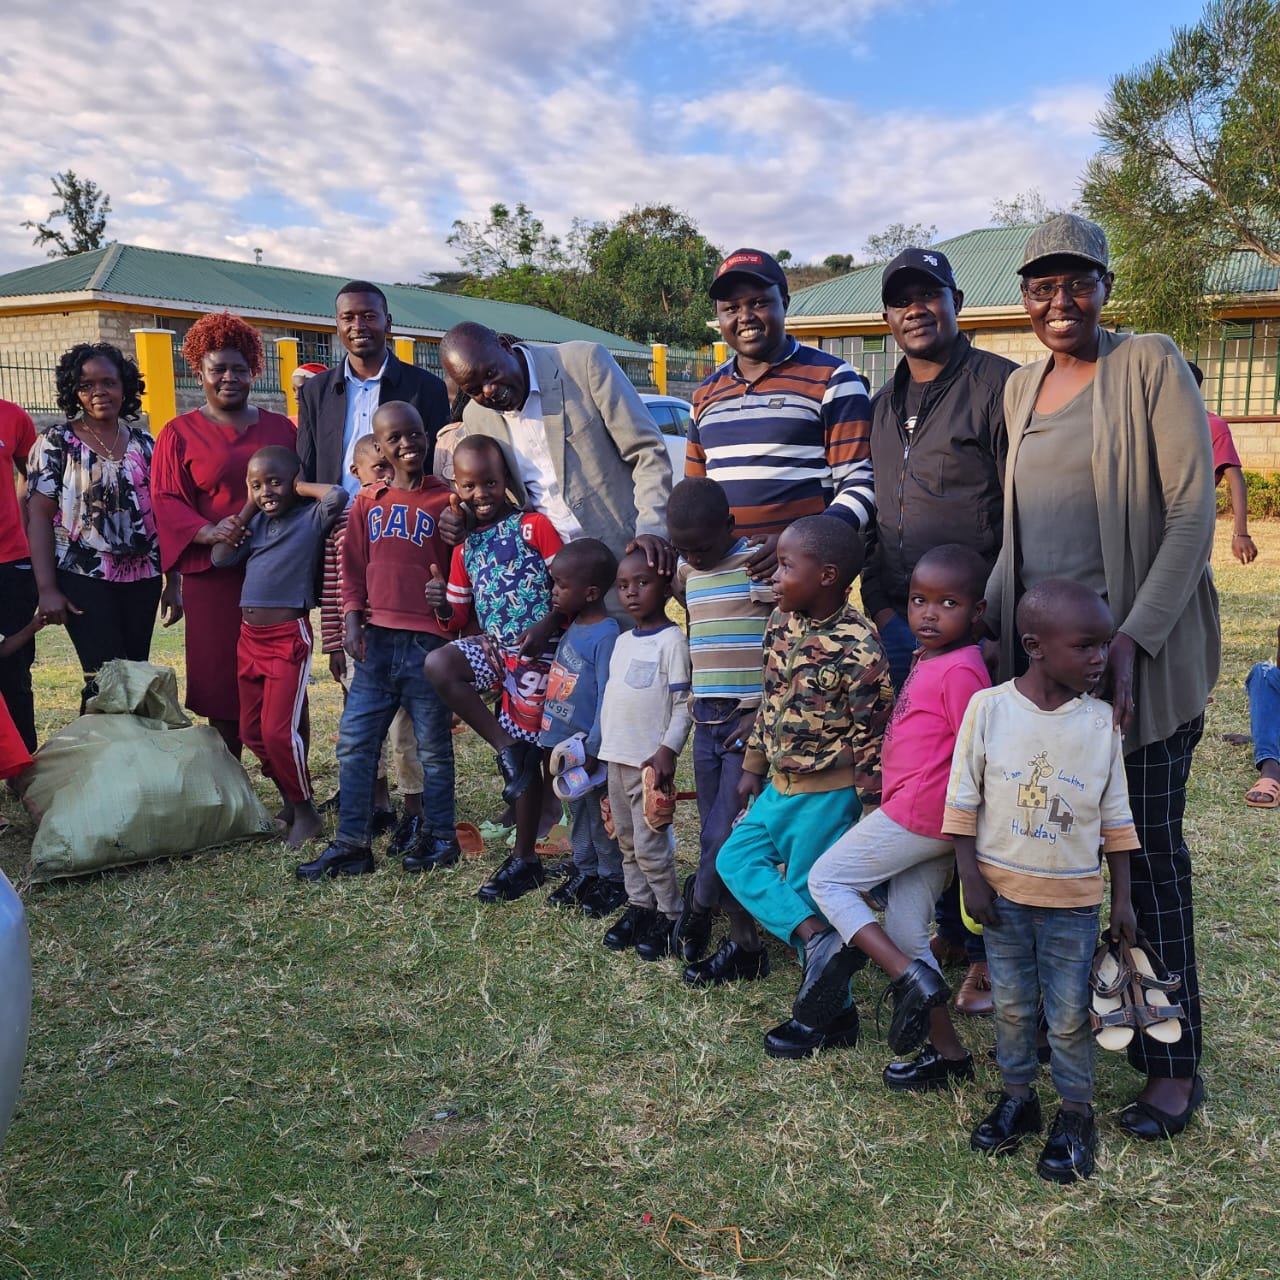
[458,342,671,561]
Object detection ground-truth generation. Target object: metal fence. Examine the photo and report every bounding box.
[0,351,59,414]
[665,346,717,385]
[172,346,286,396]
[607,348,656,392]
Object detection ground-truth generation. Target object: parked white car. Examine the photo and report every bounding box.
[640,394,692,475]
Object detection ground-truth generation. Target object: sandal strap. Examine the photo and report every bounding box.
[1089,938,1131,997]
[1090,1004,1138,1033]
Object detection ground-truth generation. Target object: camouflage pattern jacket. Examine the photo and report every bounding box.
[743,601,891,801]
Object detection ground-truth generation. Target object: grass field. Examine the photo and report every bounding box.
[1,518,1278,1279]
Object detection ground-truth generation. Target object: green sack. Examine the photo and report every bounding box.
[19,660,275,882]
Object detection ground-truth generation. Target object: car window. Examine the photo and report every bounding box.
[650,405,677,434]
[669,406,690,436]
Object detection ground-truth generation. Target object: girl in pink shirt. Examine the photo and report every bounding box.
[806,544,990,1093]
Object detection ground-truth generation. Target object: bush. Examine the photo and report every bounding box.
[1217,469,1280,517]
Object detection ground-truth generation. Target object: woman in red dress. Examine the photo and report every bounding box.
[151,313,296,755]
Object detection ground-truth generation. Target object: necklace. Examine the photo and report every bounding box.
[77,420,125,461]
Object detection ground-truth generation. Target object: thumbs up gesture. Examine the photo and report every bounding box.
[425,560,450,614]
[438,491,471,546]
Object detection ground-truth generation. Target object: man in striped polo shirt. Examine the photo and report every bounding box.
[686,249,875,578]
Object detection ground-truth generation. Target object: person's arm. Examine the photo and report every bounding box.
[0,611,46,656]
[210,498,257,566]
[942,698,998,924]
[860,544,893,630]
[157,572,182,627]
[1224,466,1257,564]
[583,627,619,767]
[846,645,892,811]
[821,362,876,532]
[644,633,693,789]
[150,423,244,567]
[340,495,371,661]
[26,490,82,627]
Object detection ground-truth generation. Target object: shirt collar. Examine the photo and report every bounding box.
[516,345,540,399]
[344,352,390,388]
[730,336,799,382]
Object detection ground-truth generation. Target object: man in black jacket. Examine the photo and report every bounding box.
[297,281,449,489]
[863,248,1016,690]
[862,247,1017,1027]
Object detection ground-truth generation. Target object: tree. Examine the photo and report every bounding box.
[774,249,793,265]
[1081,0,1280,341]
[445,201,566,277]
[989,188,1077,227]
[862,221,938,261]
[22,170,112,258]
[823,253,854,274]
[572,205,721,346]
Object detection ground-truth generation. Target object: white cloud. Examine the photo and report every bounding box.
[0,0,1102,291]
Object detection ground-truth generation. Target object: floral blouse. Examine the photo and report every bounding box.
[27,422,161,581]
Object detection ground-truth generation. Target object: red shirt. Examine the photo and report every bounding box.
[150,409,297,575]
[1208,412,1241,485]
[0,399,37,564]
[341,476,453,635]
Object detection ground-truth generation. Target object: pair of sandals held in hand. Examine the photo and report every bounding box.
[1089,933,1185,1050]
[549,732,675,835]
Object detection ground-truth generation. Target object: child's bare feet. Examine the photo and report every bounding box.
[288,799,324,848]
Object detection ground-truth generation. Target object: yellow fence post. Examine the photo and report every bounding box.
[130,328,177,433]
[276,337,300,418]
[393,336,416,366]
[651,343,668,396]
[712,341,728,366]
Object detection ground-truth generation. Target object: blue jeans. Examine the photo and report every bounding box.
[983,895,1098,1105]
[1246,661,1280,767]
[336,626,454,846]
[877,610,917,694]
[691,703,749,911]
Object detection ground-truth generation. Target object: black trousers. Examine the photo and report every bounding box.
[0,559,37,751]
[58,571,162,712]
[1125,714,1205,1079]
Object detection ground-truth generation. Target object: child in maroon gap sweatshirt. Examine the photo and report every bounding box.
[296,402,456,881]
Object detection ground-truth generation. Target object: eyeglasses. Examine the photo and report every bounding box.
[1022,276,1103,301]
[885,286,945,310]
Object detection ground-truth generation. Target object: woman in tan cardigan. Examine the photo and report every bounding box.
[985,215,1219,1140]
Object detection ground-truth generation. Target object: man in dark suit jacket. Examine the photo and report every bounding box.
[297,280,449,487]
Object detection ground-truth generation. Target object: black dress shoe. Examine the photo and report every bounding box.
[603,904,656,951]
[496,741,541,804]
[295,840,375,881]
[371,806,398,836]
[635,914,678,962]
[883,1045,975,1093]
[763,1004,860,1060]
[387,812,426,859]
[1117,1075,1205,1140]
[682,939,770,986]
[673,873,714,963]
[547,870,597,908]
[402,835,461,873]
[579,877,627,918]
[885,960,951,1055]
[971,1090,1043,1154]
[1036,1107,1096,1183]
[792,927,868,1027]
[476,855,546,902]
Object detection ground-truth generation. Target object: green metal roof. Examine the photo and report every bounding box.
[788,226,1037,317]
[788,225,1280,319]
[0,243,648,351]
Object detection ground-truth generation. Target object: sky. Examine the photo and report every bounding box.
[0,0,1209,285]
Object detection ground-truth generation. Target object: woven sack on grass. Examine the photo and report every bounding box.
[19,660,274,882]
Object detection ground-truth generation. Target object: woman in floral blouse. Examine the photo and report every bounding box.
[27,342,182,711]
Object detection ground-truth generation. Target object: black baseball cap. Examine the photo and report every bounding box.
[709,248,789,300]
[881,248,958,302]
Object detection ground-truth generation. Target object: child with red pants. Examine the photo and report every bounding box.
[213,445,347,847]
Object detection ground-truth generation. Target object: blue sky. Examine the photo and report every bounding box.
[0,0,1211,284]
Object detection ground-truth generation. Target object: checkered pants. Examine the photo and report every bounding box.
[1124,714,1204,1078]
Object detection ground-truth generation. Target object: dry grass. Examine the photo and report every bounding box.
[1,518,1278,1278]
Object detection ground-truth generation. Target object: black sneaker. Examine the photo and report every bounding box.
[882,1044,975,1093]
[603,904,655,952]
[672,873,713,963]
[971,1090,1043,1155]
[682,939,770,986]
[635,914,678,962]
[1036,1107,1096,1183]
[547,871,598,908]
[579,877,627,918]
[387,812,426,860]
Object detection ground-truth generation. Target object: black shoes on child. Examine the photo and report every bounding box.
[496,741,541,804]
[296,840,375,880]
[547,870,597,908]
[477,855,546,902]
[886,960,951,1055]
[673,874,714,963]
[764,1005,861,1059]
[791,928,869,1027]
[402,835,461,872]
[971,1089,1043,1155]
[883,1045,975,1092]
[1036,1107,1097,1183]
[603,904,656,951]
[682,939,770,986]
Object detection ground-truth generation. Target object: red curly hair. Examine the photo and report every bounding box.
[182,311,265,377]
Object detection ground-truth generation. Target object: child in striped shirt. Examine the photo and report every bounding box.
[668,478,776,986]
